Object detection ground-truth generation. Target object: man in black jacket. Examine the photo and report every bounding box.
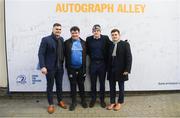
[38,23,67,114]
[86,24,110,108]
[107,29,132,111]
[64,26,88,111]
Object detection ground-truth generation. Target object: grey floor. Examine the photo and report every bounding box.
[0,92,180,118]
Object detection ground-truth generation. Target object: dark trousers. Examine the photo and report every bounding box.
[89,61,106,102]
[68,68,86,104]
[46,67,64,105]
[109,72,124,104]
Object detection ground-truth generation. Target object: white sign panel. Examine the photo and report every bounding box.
[5,0,180,91]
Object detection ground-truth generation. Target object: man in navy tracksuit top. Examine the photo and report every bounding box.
[64,26,88,111]
[86,24,110,108]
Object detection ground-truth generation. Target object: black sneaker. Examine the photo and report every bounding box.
[69,103,77,111]
[81,100,88,108]
[89,100,96,108]
[100,101,106,108]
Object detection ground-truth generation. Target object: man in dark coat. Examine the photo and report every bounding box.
[86,24,110,108]
[64,26,88,111]
[107,29,132,111]
[38,23,67,114]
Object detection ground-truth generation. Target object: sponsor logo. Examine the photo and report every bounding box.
[16,75,27,85]
[32,75,41,84]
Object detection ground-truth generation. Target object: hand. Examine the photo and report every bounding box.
[41,67,48,75]
[123,72,129,75]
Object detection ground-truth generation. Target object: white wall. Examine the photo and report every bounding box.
[5,0,180,91]
[0,0,7,87]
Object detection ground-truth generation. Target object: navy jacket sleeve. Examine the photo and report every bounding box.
[85,37,90,56]
[125,42,132,73]
[64,40,68,69]
[61,37,65,62]
[38,38,47,69]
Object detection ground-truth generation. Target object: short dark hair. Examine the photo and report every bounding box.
[70,26,80,32]
[111,29,120,34]
[92,24,101,31]
[53,23,61,27]
[93,24,101,28]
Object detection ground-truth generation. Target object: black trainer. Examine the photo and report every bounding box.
[81,100,88,108]
[89,100,96,108]
[69,103,77,111]
[100,101,106,108]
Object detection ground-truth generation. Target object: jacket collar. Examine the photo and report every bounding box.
[51,33,61,40]
[70,37,83,42]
